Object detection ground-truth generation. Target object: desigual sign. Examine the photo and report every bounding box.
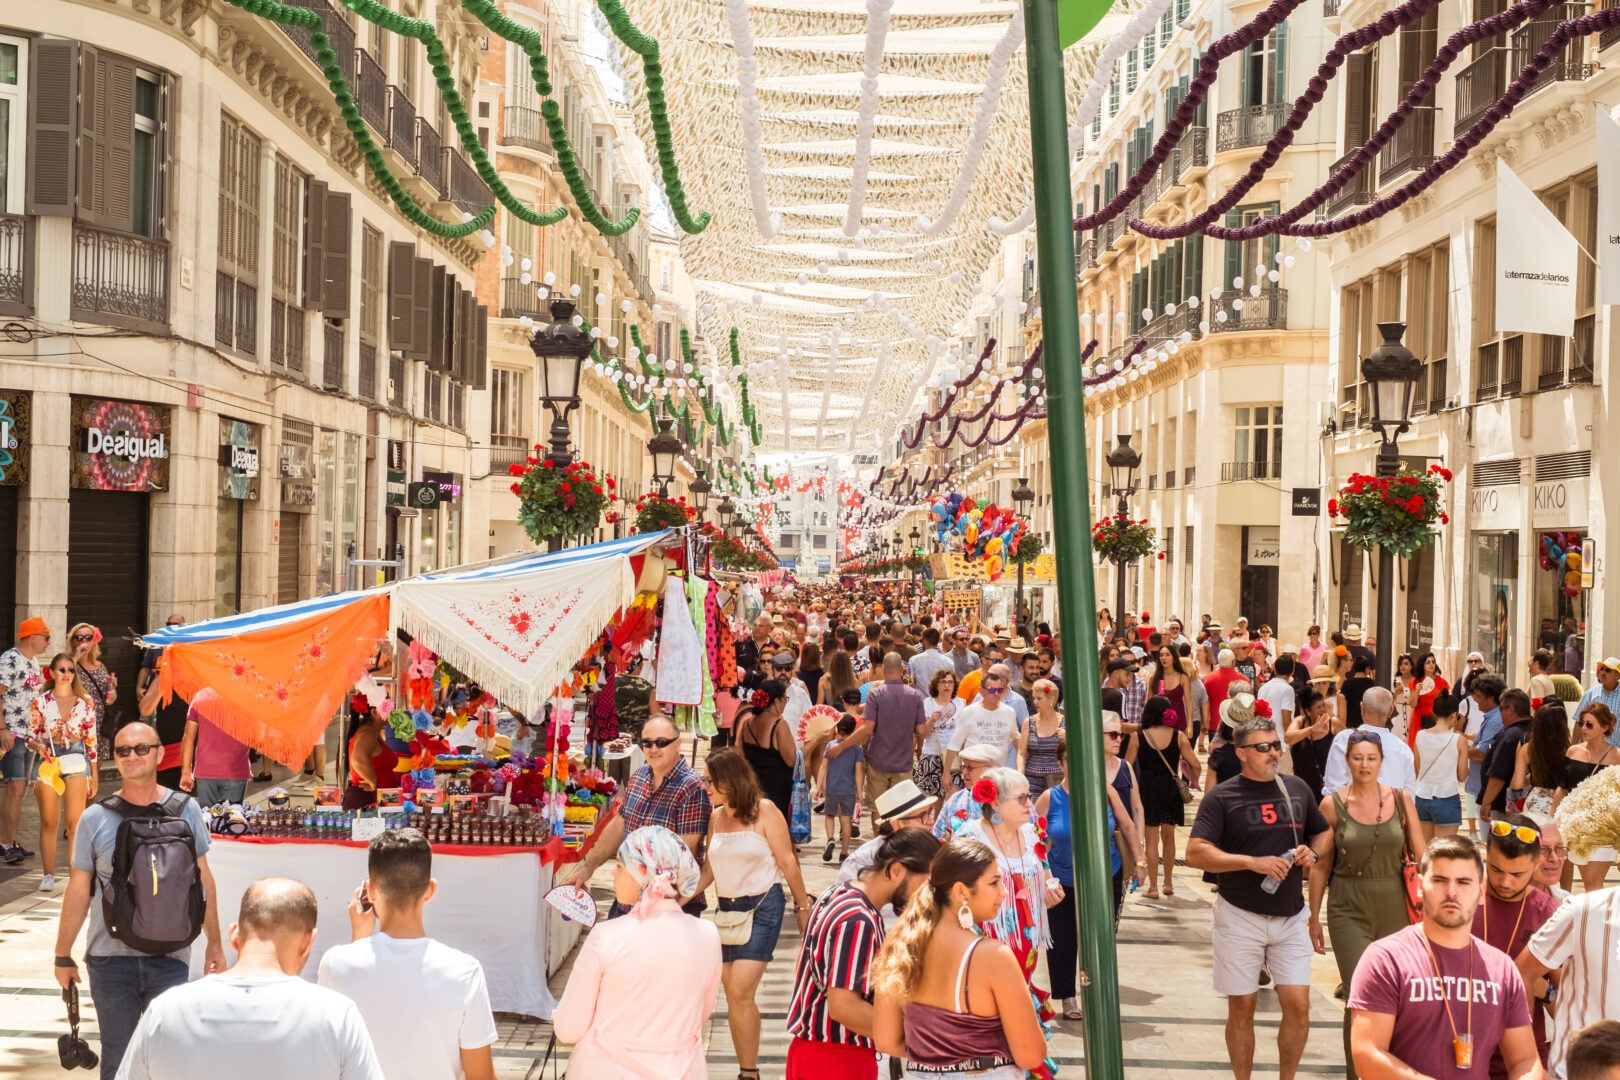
[71,397,172,492]
[85,426,167,462]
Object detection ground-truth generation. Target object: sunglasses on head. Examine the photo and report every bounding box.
[639,736,679,750]
[1490,820,1540,845]
[1239,739,1283,754]
[113,744,159,758]
[1347,729,1383,746]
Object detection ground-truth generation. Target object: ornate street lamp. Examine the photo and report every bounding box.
[1104,435,1141,626]
[1011,475,1035,628]
[647,416,683,496]
[716,496,736,532]
[1361,321,1421,687]
[689,469,712,518]
[528,298,594,468]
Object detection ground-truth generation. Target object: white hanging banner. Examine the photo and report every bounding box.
[1597,107,1620,306]
[1495,161,1579,337]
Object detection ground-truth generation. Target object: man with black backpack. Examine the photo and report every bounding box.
[53,720,225,1079]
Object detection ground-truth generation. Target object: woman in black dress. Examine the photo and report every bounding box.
[1126,694,1201,898]
[735,672,797,823]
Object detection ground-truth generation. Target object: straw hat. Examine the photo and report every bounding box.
[1310,664,1337,685]
[874,780,939,823]
[1219,687,1260,727]
[1342,624,1365,642]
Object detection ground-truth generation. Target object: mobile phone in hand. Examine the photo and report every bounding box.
[357,882,372,913]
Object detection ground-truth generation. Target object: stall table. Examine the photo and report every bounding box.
[192,812,613,1019]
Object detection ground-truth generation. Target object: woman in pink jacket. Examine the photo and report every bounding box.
[552,825,721,1080]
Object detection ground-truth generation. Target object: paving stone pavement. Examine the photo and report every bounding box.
[2,738,1602,1078]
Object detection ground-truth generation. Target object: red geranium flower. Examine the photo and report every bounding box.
[542,460,555,470]
[971,778,998,805]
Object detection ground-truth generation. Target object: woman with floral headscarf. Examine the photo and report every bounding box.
[552,825,721,1080]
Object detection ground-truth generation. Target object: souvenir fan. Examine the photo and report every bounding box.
[405,640,437,708]
[799,703,842,745]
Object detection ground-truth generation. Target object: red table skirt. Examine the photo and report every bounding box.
[224,806,617,869]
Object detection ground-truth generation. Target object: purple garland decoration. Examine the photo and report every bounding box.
[1081,337,1151,387]
[1157,0,1562,241]
[915,337,1000,425]
[1073,0,1308,232]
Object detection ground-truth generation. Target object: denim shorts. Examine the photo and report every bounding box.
[1,739,36,782]
[824,792,856,818]
[1414,793,1462,826]
[720,883,785,964]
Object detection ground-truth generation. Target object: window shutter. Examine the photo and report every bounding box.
[1398,19,1424,98]
[304,179,327,311]
[321,187,351,317]
[28,39,80,216]
[1223,209,1242,289]
[1272,23,1288,106]
[1342,52,1370,151]
[238,125,261,284]
[218,115,238,271]
[100,54,138,235]
[1184,234,1204,301]
[410,256,432,362]
[76,46,105,224]
[388,241,416,354]
[472,305,488,390]
[428,264,447,371]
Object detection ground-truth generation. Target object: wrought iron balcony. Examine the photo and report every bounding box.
[71,225,169,331]
[1512,3,1596,97]
[491,435,530,471]
[386,85,417,168]
[1173,125,1208,179]
[415,117,443,192]
[1216,103,1287,152]
[1475,336,1524,401]
[1021,288,1040,325]
[1220,459,1283,482]
[502,105,550,153]
[358,341,377,400]
[355,49,387,134]
[1604,0,1620,50]
[1076,236,1099,271]
[1209,286,1287,333]
[389,353,406,408]
[500,276,548,320]
[442,148,491,215]
[1323,150,1376,218]
[0,215,31,316]
[1455,48,1507,135]
[1380,106,1439,186]
[323,321,344,389]
[279,0,355,84]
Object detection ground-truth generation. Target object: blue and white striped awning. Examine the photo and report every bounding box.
[138,530,679,647]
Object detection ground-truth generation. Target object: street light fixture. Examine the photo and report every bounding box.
[716,496,736,532]
[1011,475,1035,628]
[1104,435,1142,626]
[689,469,712,518]
[529,299,594,467]
[647,416,683,496]
[1361,321,1421,688]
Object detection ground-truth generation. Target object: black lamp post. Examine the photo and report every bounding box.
[1361,321,1421,689]
[1105,434,1142,628]
[716,496,736,532]
[647,415,682,497]
[689,470,712,519]
[528,298,594,550]
[1011,475,1035,627]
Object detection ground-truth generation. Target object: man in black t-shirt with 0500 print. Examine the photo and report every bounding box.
[1187,715,1332,1080]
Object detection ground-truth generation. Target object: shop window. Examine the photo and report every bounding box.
[0,35,24,214]
[1472,532,1518,674]
[316,428,338,593]
[421,501,439,571]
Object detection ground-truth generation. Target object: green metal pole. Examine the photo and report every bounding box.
[1021,3,1125,1079]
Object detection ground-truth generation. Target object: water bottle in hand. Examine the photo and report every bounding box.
[1259,848,1297,895]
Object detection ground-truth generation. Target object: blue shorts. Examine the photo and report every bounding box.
[1,738,36,782]
[719,883,784,964]
[1414,793,1462,826]
[824,792,856,818]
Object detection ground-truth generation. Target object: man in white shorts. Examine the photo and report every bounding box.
[1187,714,1332,1080]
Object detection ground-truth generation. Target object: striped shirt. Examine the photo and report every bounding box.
[785,882,884,1047]
[1527,888,1620,1079]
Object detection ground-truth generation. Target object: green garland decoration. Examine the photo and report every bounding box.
[593,0,712,235]
[223,0,494,237]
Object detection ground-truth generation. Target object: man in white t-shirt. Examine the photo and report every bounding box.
[320,829,498,1080]
[1257,655,1297,746]
[117,877,383,1080]
[943,672,1024,780]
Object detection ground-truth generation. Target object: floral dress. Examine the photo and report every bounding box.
[75,663,114,742]
[28,694,99,763]
[953,815,1059,1080]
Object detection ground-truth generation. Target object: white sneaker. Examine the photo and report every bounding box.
[38,874,55,891]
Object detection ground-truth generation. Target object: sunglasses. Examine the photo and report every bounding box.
[1239,740,1283,754]
[166,620,184,627]
[639,736,679,750]
[1004,793,1033,805]
[1490,820,1540,845]
[71,634,94,643]
[1103,731,1123,739]
[52,667,74,676]
[1541,844,1568,859]
[982,686,1006,694]
[1347,729,1383,747]
[113,744,160,758]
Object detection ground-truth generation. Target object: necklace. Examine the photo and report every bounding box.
[1482,889,1531,953]
[1420,928,1477,1068]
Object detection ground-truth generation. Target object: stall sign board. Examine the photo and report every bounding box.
[1291,488,1321,516]
[941,589,980,615]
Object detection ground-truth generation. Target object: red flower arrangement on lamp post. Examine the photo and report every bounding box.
[508,452,612,544]
[1327,464,1450,559]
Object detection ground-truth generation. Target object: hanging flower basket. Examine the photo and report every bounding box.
[633,492,695,533]
[1091,514,1156,564]
[509,453,612,544]
[1328,464,1450,559]
[1008,533,1044,567]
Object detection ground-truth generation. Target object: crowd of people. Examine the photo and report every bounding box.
[14,585,1620,1080]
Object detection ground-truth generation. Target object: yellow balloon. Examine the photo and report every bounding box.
[1566,551,1582,572]
[985,537,1003,557]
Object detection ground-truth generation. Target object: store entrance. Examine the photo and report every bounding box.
[278,512,305,605]
[67,489,149,731]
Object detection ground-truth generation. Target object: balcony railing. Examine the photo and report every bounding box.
[500,276,548,320]
[415,117,443,192]
[502,105,550,153]
[442,148,491,215]
[1021,288,1040,325]
[1076,236,1099,271]
[491,435,529,471]
[1325,0,1341,14]
[1173,126,1208,179]
[0,214,32,315]
[1379,106,1438,185]
[358,341,377,400]
[215,272,257,354]
[1209,286,1287,333]
[279,0,355,85]
[386,86,417,168]
[1220,459,1283,482]
[1603,0,1620,50]
[1455,49,1507,135]
[1475,336,1524,401]
[355,49,387,134]
[389,353,405,408]
[71,225,169,331]
[1323,150,1376,218]
[1216,102,1287,152]
[1512,3,1595,97]
[270,300,307,374]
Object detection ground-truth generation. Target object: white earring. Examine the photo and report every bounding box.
[957,900,974,930]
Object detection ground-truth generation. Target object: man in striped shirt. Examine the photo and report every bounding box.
[1517,885,1620,1079]
[784,829,938,1080]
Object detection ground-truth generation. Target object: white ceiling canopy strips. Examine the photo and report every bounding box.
[615,0,1123,453]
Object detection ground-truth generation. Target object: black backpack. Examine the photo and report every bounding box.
[94,792,206,955]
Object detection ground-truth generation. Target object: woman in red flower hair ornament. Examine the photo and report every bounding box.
[945,766,1064,1078]
[734,670,796,823]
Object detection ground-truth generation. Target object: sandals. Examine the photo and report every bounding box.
[1142,887,1161,900]
[1163,880,1175,896]
[739,1070,761,1080]
[1063,998,1083,1020]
